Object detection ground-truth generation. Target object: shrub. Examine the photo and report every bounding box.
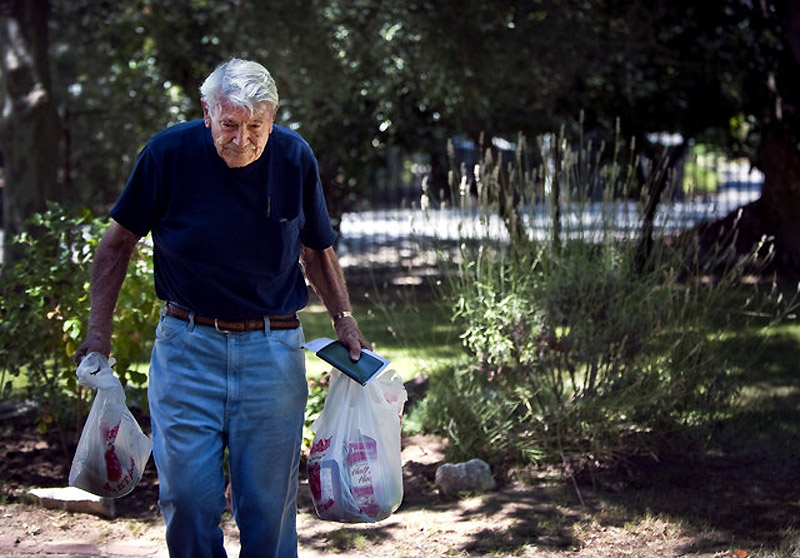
[0,203,159,440]
[682,143,722,197]
[421,130,797,469]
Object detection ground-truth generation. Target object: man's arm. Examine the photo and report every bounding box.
[300,245,371,360]
[74,221,141,362]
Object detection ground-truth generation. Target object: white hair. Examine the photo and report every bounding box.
[200,58,279,116]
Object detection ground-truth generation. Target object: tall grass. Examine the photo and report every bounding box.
[417,126,799,469]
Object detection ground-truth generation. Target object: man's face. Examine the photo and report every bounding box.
[203,98,275,168]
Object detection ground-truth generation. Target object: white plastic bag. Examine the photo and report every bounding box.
[307,368,407,523]
[69,352,152,498]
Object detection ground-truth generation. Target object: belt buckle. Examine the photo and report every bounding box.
[214,318,232,334]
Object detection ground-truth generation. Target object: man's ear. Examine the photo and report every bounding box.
[201,100,211,127]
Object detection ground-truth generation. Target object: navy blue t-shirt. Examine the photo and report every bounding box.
[111,120,337,319]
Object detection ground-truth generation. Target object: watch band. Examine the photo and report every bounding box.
[333,310,354,322]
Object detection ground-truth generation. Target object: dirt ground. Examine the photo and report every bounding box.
[2,411,799,557]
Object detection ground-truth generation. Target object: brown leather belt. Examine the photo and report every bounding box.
[165,304,300,332]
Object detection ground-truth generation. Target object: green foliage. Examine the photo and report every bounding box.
[421,131,798,468]
[47,0,797,217]
[0,203,158,434]
[0,204,100,432]
[682,144,722,196]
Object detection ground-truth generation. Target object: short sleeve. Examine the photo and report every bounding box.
[110,146,163,238]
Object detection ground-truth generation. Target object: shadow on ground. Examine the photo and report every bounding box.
[1,329,797,556]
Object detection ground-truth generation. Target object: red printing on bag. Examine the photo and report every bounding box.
[104,445,123,482]
[100,420,138,494]
[347,435,379,517]
[103,422,123,481]
[308,458,344,514]
[308,436,335,512]
[103,455,136,494]
[103,422,120,443]
[308,462,323,501]
[310,436,332,455]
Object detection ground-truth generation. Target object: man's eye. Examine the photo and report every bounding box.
[250,124,262,130]
[222,122,236,129]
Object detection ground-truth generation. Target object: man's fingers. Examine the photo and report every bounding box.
[347,338,363,361]
[73,348,88,365]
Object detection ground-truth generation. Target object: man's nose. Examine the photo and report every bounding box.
[232,128,249,146]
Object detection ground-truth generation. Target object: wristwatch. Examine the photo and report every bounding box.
[333,310,354,322]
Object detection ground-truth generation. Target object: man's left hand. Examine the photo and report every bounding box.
[334,315,372,361]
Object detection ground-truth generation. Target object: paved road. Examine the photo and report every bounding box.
[0,183,761,270]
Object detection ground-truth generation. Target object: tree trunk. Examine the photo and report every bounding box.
[756,134,800,275]
[0,0,62,268]
[690,0,800,281]
[755,0,800,277]
[691,134,800,281]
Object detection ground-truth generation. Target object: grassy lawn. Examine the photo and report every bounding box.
[721,322,800,457]
[1,293,462,397]
[3,282,800,556]
[299,291,463,381]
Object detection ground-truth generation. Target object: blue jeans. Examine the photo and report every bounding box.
[148,313,307,558]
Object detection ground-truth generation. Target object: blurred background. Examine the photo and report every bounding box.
[3,8,800,553]
[2,0,799,277]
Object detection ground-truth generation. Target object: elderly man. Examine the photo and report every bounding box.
[75,59,370,558]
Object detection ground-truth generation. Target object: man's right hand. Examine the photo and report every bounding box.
[73,328,112,364]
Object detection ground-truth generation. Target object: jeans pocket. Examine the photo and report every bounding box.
[273,326,305,351]
[154,315,189,343]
